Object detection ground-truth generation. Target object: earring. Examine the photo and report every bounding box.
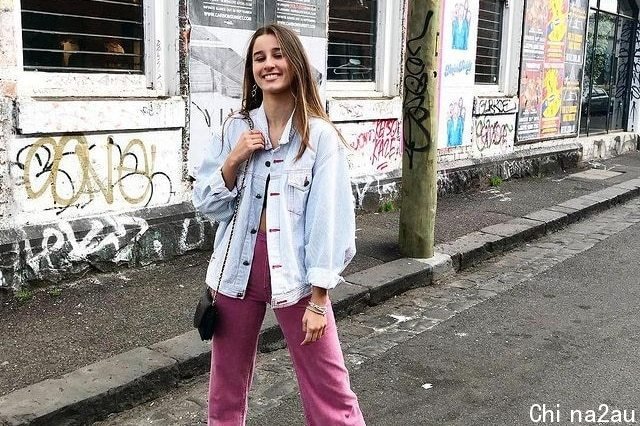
[251,84,257,98]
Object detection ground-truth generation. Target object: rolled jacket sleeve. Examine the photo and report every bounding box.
[192,126,238,223]
[304,128,356,289]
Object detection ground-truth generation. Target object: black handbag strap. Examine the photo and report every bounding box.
[212,115,255,303]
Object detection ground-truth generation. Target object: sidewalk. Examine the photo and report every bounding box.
[2,151,640,425]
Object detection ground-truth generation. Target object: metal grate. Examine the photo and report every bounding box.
[327,0,377,81]
[475,0,503,84]
[21,0,144,73]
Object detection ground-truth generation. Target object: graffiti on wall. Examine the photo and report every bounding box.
[350,120,402,172]
[629,24,640,131]
[340,119,402,178]
[473,115,516,155]
[474,97,518,116]
[10,132,177,218]
[1,214,210,289]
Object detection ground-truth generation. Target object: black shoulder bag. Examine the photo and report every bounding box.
[194,116,254,341]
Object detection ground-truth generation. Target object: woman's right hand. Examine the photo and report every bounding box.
[228,130,265,166]
[221,130,264,190]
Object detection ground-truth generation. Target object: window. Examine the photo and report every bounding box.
[20,0,144,73]
[328,0,377,82]
[580,2,638,136]
[475,0,504,84]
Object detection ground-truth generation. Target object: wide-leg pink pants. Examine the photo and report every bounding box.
[208,231,365,425]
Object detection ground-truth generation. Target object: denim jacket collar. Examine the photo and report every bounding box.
[252,103,296,150]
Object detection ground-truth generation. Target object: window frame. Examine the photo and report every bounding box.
[13,0,178,98]
[474,0,506,87]
[474,0,512,95]
[326,0,404,98]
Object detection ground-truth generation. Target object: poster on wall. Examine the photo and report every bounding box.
[437,0,478,150]
[188,0,327,176]
[517,0,588,142]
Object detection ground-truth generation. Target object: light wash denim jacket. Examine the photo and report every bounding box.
[192,104,356,308]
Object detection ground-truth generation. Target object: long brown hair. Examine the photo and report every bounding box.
[241,24,335,159]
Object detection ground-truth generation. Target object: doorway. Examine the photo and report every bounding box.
[580,0,638,136]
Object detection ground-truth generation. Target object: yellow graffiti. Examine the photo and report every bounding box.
[542,69,561,118]
[548,0,567,42]
[21,135,162,207]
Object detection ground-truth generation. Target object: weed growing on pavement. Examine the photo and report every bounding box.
[489,176,503,187]
[15,289,33,304]
[379,200,396,212]
[47,287,62,298]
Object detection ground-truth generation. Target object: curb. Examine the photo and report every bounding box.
[2,178,640,425]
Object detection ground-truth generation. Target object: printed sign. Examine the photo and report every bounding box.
[188,0,328,175]
[517,0,588,142]
[438,0,478,149]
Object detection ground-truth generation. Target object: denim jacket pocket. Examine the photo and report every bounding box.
[286,169,312,215]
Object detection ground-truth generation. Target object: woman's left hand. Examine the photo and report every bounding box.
[301,309,327,345]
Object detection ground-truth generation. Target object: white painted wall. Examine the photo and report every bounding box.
[0,0,190,228]
[8,130,188,225]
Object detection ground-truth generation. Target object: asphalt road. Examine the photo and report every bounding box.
[256,208,640,424]
[97,200,640,426]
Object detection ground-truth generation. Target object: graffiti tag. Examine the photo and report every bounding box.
[14,135,172,212]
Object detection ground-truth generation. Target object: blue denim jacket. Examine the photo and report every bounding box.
[192,104,356,308]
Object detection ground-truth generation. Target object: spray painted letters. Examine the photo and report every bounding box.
[13,133,174,215]
[403,10,433,168]
[473,115,516,155]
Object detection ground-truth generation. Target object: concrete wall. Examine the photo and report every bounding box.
[331,100,404,208]
[0,0,201,290]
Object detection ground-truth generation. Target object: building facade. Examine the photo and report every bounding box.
[1,0,639,289]
[436,0,639,193]
[0,0,203,289]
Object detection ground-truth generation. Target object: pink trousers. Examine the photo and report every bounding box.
[208,231,365,425]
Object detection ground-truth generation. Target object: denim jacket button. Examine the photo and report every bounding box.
[265,161,271,167]
[250,229,257,234]
[242,260,250,266]
[256,193,262,199]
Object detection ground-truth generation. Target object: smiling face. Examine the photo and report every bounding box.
[252,34,293,97]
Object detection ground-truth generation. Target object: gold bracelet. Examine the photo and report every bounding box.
[307,301,327,316]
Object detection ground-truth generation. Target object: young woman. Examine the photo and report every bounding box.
[192,24,366,425]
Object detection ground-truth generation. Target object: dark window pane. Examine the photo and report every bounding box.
[588,12,616,134]
[21,0,144,73]
[475,0,503,84]
[611,18,634,130]
[618,0,638,17]
[328,0,376,81]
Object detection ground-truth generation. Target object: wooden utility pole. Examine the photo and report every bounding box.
[399,0,440,258]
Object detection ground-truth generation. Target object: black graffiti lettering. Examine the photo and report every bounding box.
[13,135,173,213]
[475,98,518,115]
[475,118,514,152]
[402,10,434,169]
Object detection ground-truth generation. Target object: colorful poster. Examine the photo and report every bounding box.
[438,0,478,150]
[517,0,588,142]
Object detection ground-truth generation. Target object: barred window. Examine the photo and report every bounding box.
[475,0,504,84]
[21,0,144,73]
[328,0,377,81]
